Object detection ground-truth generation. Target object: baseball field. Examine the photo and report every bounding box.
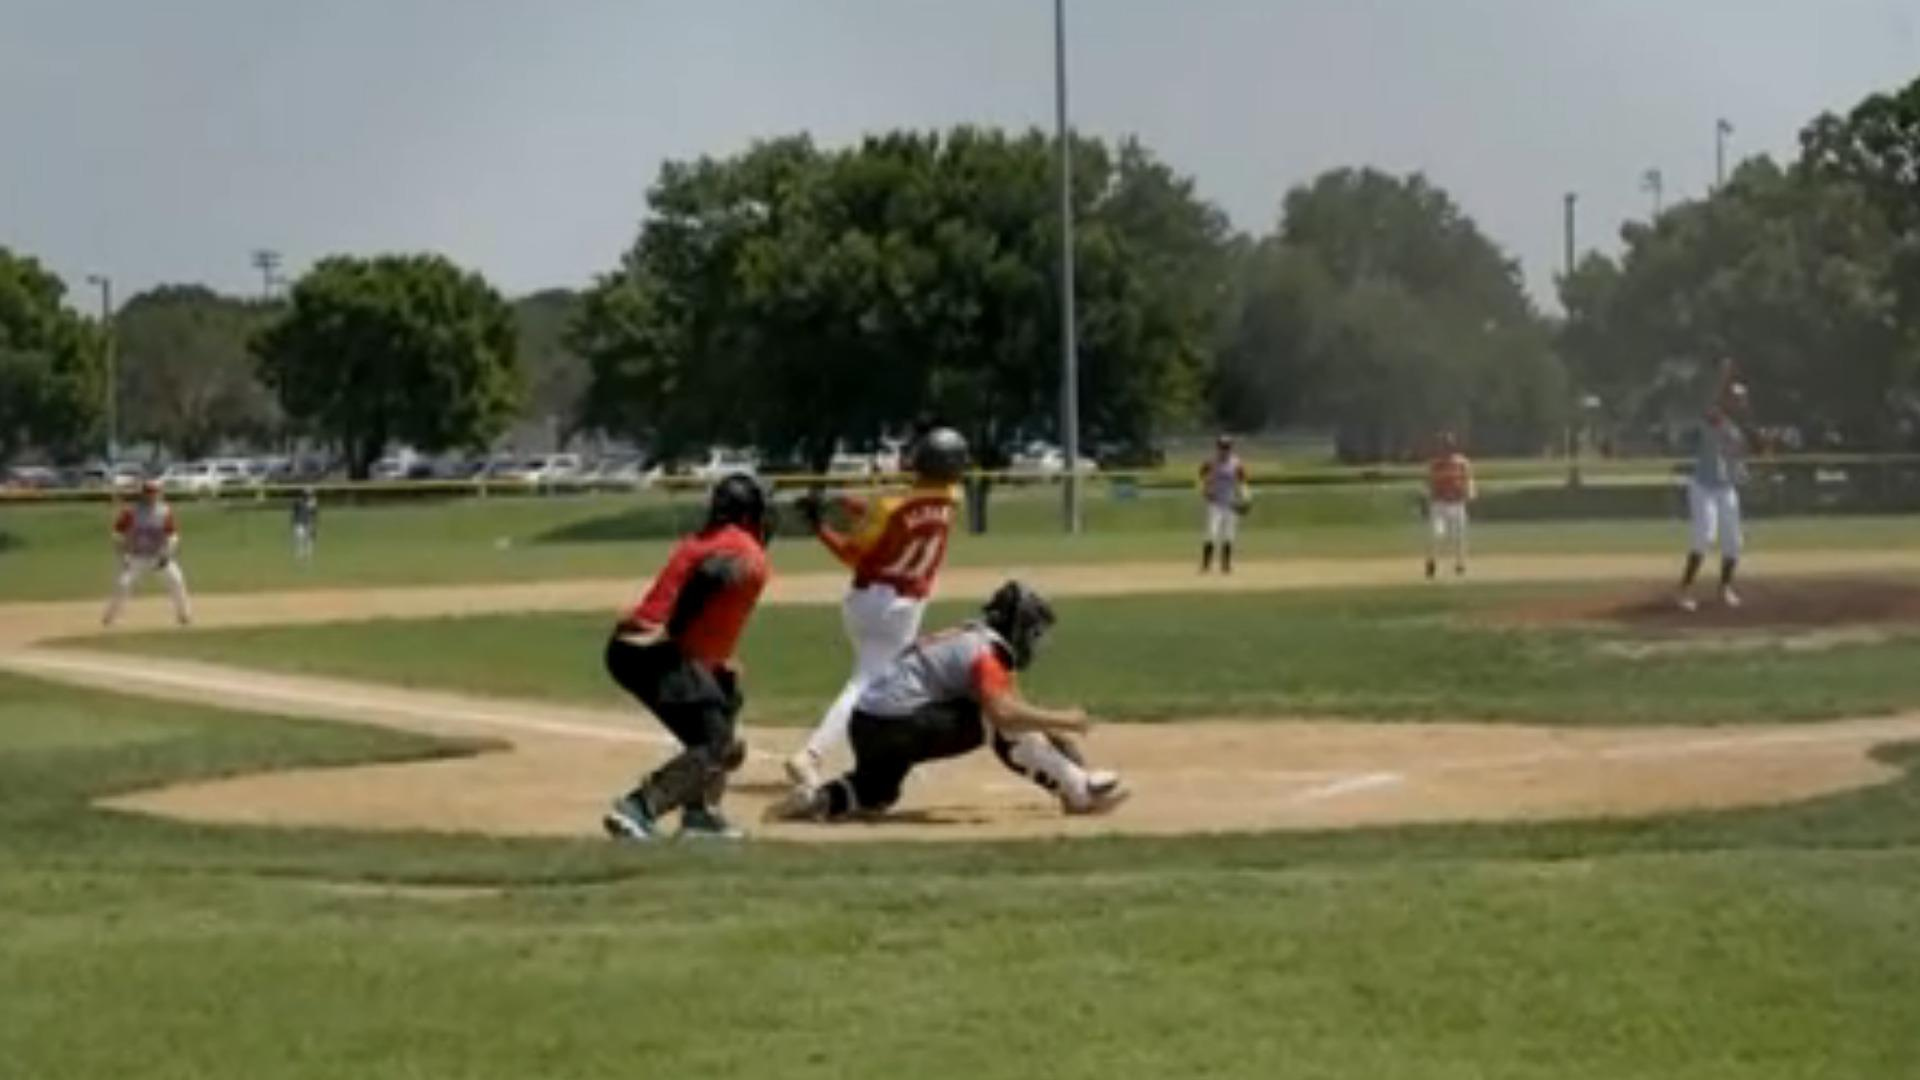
[5,491,1920,1077]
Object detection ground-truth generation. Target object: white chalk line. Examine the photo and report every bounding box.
[0,649,788,762]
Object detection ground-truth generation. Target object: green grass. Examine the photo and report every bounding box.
[4,671,1920,1077]
[9,486,1920,601]
[74,585,1920,726]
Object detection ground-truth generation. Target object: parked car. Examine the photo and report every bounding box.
[2,465,60,491]
[828,451,875,477]
[1007,441,1098,476]
[159,459,249,494]
[687,447,760,481]
[589,454,662,491]
[523,453,585,487]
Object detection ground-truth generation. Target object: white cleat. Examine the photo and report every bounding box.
[1676,591,1699,613]
[1720,586,1742,609]
[783,750,822,791]
[1064,771,1131,816]
[763,784,825,823]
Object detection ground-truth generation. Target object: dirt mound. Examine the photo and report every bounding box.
[1506,576,1920,631]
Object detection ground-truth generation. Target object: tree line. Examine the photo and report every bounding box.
[6,72,1920,473]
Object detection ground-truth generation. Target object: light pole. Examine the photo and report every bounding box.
[1562,192,1577,279]
[1715,118,1733,191]
[84,273,116,466]
[251,249,282,300]
[1641,167,1664,218]
[1054,0,1082,534]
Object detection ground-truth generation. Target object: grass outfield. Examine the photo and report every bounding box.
[4,671,1920,1078]
[8,487,1920,601]
[74,585,1920,726]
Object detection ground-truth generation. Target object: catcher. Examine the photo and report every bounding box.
[1199,434,1250,574]
[767,580,1129,823]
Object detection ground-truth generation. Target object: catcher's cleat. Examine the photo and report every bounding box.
[1064,772,1130,816]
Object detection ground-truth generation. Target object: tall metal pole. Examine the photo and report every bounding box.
[1054,0,1082,534]
[1715,118,1732,191]
[1562,192,1577,278]
[1642,168,1663,218]
[87,274,116,465]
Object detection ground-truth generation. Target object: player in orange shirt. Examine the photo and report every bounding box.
[1425,431,1476,579]
[783,428,968,793]
[601,474,772,841]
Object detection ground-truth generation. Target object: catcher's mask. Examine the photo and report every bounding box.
[982,579,1056,671]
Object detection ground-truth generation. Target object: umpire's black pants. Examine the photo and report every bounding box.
[604,636,742,814]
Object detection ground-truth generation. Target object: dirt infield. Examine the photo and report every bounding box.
[1500,576,1920,631]
[7,552,1920,843]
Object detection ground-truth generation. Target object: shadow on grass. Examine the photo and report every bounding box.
[533,504,704,544]
[0,530,18,554]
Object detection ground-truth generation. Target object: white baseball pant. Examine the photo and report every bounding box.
[1687,480,1742,559]
[802,583,927,762]
[293,524,315,562]
[1428,501,1469,568]
[1205,503,1238,545]
[103,555,193,626]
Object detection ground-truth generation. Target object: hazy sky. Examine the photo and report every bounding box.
[4,0,1916,309]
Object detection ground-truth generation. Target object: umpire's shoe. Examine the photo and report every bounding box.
[679,806,745,840]
[602,794,661,842]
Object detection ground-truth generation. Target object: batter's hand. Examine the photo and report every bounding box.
[792,492,825,531]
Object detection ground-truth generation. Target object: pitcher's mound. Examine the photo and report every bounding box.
[1507,576,1920,631]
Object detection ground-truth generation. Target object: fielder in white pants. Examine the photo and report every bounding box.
[103,484,193,627]
[1427,501,1469,576]
[1678,399,1748,611]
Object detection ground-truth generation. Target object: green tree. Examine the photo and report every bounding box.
[115,285,280,460]
[1225,168,1562,459]
[513,289,590,447]
[1559,158,1912,449]
[0,247,102,465]
[253,255,521,478]
[573,128,1229,468]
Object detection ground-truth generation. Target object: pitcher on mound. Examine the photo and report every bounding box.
[785,428,969,792]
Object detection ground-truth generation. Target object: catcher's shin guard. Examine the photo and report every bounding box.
[992,732,1091,806]
[639,742,731,818]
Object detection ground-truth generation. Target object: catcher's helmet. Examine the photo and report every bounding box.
[911,427,969,483]
[982,579,1056,671]
[706,472,771,545]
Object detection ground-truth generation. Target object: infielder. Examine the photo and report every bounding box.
[769,580,1129,823]
[784,428,969,792]
[1199,434,1249,574]
[601,474,772,841]
[1677,371,1749,611]
[102,479,193,627]
[290,488,319,563]
[1425,432,1476,579]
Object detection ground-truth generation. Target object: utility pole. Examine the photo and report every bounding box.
[251,249,282,300]
[84,274,116,466]
[1562,192,1577,278]
[1054,0,1082,533]
[1715,118,1733,191]
[1641,167,1664,218]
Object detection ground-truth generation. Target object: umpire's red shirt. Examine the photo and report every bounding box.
[624,524,770,668]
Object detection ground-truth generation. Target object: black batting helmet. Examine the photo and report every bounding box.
[706,472,771,545]
[911,427,969,483]
[982,579,1056,671]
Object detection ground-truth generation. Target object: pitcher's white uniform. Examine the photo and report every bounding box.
[790,485,958,780]
[1687,418,1745,560]
[103,489,193,627]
